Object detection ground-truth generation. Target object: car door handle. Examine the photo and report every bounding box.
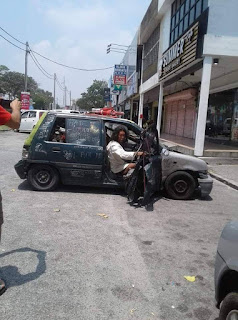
[52,147,61,152]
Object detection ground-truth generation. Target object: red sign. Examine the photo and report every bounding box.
[114,75,127,86]
[21,92,30,110]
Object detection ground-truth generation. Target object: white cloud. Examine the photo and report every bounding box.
[14,0,151,105]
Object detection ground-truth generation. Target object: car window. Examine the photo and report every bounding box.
[105,121,140,147]
[21,112,29,119]
[49,117,66,143]
[29,111,37,118]
[66,118,100,146]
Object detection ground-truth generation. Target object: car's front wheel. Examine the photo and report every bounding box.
[164,171,196,200]
[219,292,238,320]
[28,165,59,191]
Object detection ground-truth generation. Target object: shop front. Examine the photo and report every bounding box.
[206,89,238,144]
[143,86,159,125]
[163,88,197,139]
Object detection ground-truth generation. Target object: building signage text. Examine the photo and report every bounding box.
[159,25,198,80]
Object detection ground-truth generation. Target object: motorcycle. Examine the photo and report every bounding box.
[125,124,162,207]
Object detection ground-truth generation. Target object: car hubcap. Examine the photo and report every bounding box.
[227,310,238,320]
[174,179,188,193]
[35,170,51,184]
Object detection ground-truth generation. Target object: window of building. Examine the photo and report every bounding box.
[170,0,208,45]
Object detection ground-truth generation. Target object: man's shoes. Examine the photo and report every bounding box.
[0,279,6,296]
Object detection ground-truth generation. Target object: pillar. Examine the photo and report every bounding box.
[156,82,164,136]
[138,93,144,127]
[129,99,133,121]
[194,56,213,157]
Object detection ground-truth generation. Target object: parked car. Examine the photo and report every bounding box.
[215,221,238,320]
[19,110,47,133]
[14,112,213,199]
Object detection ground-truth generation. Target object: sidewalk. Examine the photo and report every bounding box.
[161,133,238,157]
[200,158,238,190]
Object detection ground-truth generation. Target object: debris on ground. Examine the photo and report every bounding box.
[97,214,109,219]
[53,208,60,212]
[10,189,15,192]
[130,308,137,314]
[184,276,196,282]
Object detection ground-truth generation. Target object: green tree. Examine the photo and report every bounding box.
[0,70,38,98]
[32,89,53,110]
[76,80,108,111]
[0,65,9,94]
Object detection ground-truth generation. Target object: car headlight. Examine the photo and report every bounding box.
[198,171,208,179]
[22,147,29,160]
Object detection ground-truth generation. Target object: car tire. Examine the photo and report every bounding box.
[219,292,238,320]
[28,165,59,191]
[165,171,196,200]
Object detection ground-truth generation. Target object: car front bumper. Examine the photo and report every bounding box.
[14,160,28,179]
[198,174,213,197]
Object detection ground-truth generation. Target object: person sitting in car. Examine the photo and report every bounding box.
[107,125,144,176]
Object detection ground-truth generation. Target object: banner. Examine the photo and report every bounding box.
[21,92,30,110]
[114,65,127,85]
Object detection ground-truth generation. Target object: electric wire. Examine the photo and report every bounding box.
[0,26,114,71]
[29,46,54,78]
[0,34,26,51]
[0,26,25,45]
[29,52,54,80]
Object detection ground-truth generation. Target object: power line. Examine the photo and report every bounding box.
[55,76,65,91]
[0,26,114,71]
[29,46,54,78]
[31,49,114,71]
[0,26,25,45]
[29,52,54,80]
[0,34,26,51]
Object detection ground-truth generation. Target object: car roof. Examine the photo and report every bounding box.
[48,111,136,125]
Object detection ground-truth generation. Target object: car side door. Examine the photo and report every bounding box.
[46,117,104,185]
[19,111,29,131]
[26,111,37,131]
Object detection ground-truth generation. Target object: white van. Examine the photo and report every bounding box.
[19,110,47,133]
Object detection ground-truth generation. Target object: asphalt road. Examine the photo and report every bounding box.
[0,131,238,320]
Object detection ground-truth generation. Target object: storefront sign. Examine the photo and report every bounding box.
[158,22,199,80]
[114,65,127,85]
[21,92,30,110]
[104,88,111,101]
[127,72,138,97]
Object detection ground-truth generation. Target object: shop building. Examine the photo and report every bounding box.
[133,0,238,156]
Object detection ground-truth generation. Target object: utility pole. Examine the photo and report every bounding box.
[70,91,72,109]
[65,86,67,107]
[53,73,56,110]
[24,42,29,92]
[63,77,65,108]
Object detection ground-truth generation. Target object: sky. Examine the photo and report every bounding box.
[0,0,151,106]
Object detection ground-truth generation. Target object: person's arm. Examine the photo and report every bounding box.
[111,142,136,161]
[5,99,21,129]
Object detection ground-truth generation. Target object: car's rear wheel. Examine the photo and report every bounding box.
[28,165,59,191]
[219,292,238,320]
[165,171,196,200]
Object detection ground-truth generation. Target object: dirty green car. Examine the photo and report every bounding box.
[15,111,213,199]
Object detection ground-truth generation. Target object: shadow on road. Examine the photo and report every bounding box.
[0,247,46,288]
[17,181,213,203]
[17,180,123,195]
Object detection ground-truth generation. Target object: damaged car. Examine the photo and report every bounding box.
[15,111,213,199]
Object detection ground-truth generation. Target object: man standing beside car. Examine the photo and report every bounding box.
[0,99,21,295]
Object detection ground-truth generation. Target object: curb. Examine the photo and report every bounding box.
[209,171,238,191]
